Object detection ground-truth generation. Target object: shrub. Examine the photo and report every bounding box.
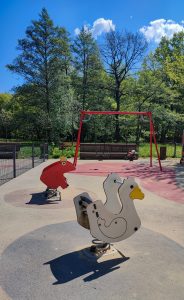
[52,147,62,158]
[51,146,76,158]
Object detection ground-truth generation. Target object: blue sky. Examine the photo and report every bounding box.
[1,0,184,93]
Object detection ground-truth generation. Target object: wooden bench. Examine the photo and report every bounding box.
[80,143,138,160]
[0,143,21,159]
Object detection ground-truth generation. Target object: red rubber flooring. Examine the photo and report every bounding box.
[72,162,184,204]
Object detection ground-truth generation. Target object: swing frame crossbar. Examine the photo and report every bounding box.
[73,111,162,171]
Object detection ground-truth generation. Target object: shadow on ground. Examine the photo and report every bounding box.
[175,164,184,189]
[73,161,176,184]
[44,249,129,284]
[72,161,184,202]
[1,222,184,300]
[26,192,60,205]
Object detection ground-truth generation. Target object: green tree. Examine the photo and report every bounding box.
[7,8,71,141]
[154,32,184,112]
[165,55,184,86]
[125,40,184,144]
[0,94,13,139]
[102,30,147,141]
[71,26,113,142]
[152,32,184,141]
[71,26,106,111]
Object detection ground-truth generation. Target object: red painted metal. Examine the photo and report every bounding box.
[180,130,184,164]
[73,112,85,168]
[151,120,162,171]
[40,160,75,189]
[149,112,153,167]
[80,110,150,116]
[73,110,162,172]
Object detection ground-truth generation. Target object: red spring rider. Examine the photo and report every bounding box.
[40,156,75,199]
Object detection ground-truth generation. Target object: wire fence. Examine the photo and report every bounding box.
[0,143,48,186]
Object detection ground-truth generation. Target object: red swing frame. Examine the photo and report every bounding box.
[73,110,162,171]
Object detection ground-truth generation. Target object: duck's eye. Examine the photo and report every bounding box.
[130,185,134,189]
[61,161,66,166]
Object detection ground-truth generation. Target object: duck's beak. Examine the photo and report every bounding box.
[130,186,144,200]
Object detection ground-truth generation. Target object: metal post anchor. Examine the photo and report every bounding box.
[86,239,125,259]
[45,188,61,201]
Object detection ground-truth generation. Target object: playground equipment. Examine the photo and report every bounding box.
[40,156,75,200]
[39,110,159,258]
[40,111,162,200]
[74,173,144,256]
[180,130,184,164]
[74,111,162,171]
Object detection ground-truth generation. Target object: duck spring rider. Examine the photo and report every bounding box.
[74,173,145,255]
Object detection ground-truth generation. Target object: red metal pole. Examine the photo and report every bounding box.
[151,120,162,171]
[73,110,153,169]
[149,112,153,167]
[180,130,184,164]
[73,111,85,168]
[81,111,149,116]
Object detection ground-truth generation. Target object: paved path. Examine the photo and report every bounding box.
[0,159,184,300]
[72,160,184,203]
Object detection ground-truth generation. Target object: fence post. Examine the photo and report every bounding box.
[180,130,184,164]
[43,143,46,162]
[32,143,35,168]
[13,144,16,178]
[173,142,176,158]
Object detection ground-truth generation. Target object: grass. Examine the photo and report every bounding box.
[3,142,181,159]
[18,146,42,158]
[139,143,182,158]
[51,143,182,159]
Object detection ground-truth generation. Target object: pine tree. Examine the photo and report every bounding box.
[7,8,71,141]
[71,26,105,110]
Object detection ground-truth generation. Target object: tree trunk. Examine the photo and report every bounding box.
[115,82,121,142]
[160,128,167,143]
[136,116,142,145]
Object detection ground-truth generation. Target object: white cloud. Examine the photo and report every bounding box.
[140,19,184,43]
[74,24,90,36]
[74,18,115,38]
[91,18,115,38]
[74,28,80,35]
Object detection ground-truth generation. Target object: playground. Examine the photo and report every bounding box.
[0,156,184,300]
[0,111,184,300]
[1,1,184,298]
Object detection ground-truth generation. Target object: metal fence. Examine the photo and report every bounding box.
[0,143,48,186]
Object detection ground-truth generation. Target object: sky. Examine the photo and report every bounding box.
[1,0,184,93]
